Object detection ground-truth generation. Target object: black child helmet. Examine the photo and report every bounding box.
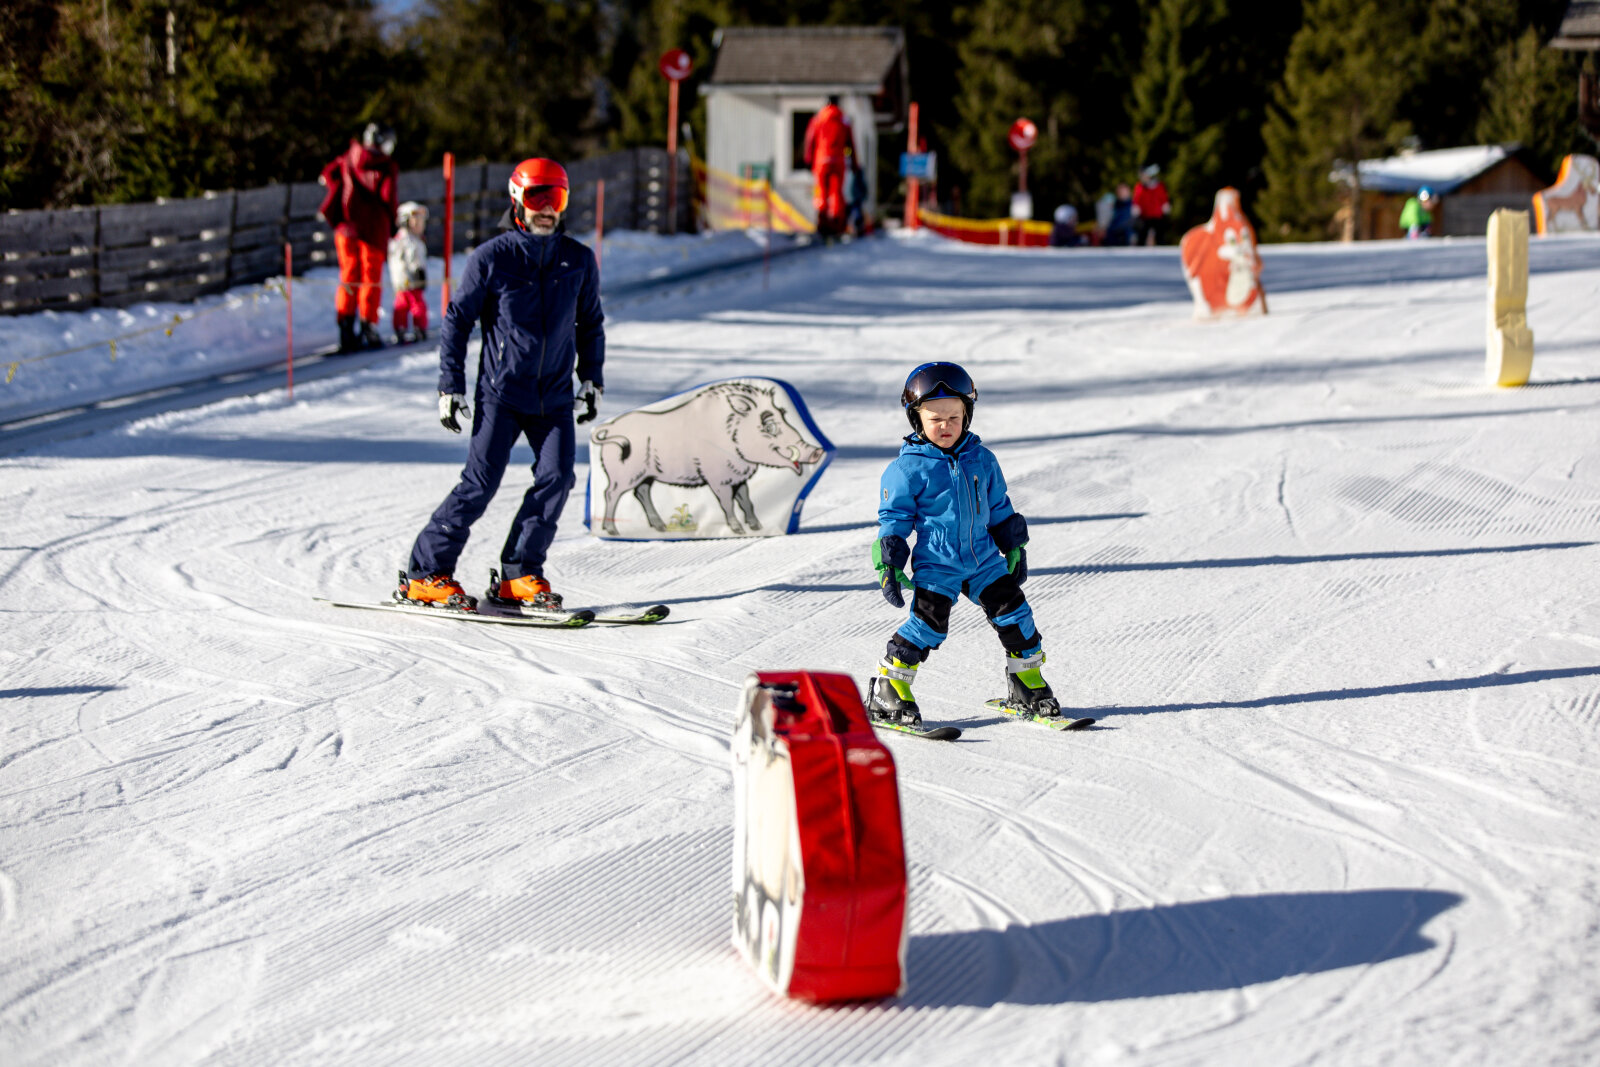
[901,361,977,433]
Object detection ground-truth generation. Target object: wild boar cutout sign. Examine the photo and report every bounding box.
[585,378,834,539]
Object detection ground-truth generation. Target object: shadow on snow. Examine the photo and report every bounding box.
[901,888,1463,1007]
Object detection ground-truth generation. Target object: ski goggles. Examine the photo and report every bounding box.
[518,184,569,214]
[902,363,977,408]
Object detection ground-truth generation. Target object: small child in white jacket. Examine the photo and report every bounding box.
[389,201,429,343]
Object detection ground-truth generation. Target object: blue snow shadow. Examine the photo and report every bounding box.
[903,888,1462,1007]
[0,685,121,699]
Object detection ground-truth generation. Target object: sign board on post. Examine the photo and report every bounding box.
[732,671,908,1002]
[1008,117,1037,196]
[659,50,693,235]
[585,378,834,539]
[899,152,937,181]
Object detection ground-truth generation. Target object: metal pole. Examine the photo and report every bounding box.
[595,179,605,273]
[1019,147,1028,195]
[904,102,920,230]
[764,176,773,291]
[283,242,294,399]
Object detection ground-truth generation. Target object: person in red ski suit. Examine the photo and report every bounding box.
[1131,164,1171,246]
[319,123,400,353]
[803,97,857,237]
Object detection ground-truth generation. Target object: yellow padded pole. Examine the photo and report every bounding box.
[1486,208,1534,387]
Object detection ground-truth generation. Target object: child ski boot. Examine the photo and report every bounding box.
[866,657,923,727]
[1004,650,1061,717]
[486,568,564,612]
[396,570,475,611]
[359,321,386,351]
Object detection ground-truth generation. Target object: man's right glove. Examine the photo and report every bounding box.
[872,535,910,609]
[439,393,470,433]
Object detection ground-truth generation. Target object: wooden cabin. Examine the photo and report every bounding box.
[1354,144,1551,239]
[701,27,908,225]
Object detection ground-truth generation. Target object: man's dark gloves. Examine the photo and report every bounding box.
[439,393,470,434]
[575,381,601,425]
[989,512,1029,586]
[872,535,911,608]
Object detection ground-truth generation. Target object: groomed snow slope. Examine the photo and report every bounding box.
[3,233,1599,1066]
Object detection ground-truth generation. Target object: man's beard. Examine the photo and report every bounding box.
[529,213,558,234]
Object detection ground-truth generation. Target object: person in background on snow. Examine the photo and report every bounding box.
[401,158,604,613]
[1401,187,1436,238]
[803,95,858,237]
[846,156,870,237]
[866,362,1063,728]
[1131,164,1171,246]
[319,123,399,353]
[388,202,429,344]
[1102,182,1135,246]
[1050,203,1082,247]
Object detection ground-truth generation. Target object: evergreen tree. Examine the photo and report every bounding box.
[1257,0,1416,241]
[1112,0,1228,227]
[1476,24,1591,173]
[402,0,609,164]
[946,0,1140,219]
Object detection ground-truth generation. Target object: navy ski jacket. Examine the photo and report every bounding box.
[437,228,604,414]
[877,431,1019,590]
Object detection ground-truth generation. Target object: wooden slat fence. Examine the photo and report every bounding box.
[1,148,691,316]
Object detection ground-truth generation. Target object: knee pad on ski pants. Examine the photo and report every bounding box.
[890,572,1041,660]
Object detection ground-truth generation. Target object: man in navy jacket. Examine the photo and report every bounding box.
[402,158,604,612]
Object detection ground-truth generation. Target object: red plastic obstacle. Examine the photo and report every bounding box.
[732,671,908,1002]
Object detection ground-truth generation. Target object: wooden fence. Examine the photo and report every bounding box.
[0,148,691,316]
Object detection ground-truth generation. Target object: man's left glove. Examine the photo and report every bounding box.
[439,393,470,433]
[575,381,601,424]
[873,535,911,609]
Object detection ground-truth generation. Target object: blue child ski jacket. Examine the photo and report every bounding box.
[437,228,604,416]
[877,431,1020,598]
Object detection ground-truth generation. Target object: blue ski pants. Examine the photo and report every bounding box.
[886,563,1040,665]
[408,398,575,581]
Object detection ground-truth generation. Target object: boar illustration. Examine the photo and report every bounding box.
[593,382,825,535]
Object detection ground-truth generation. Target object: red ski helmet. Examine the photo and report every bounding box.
[509,158,570,230]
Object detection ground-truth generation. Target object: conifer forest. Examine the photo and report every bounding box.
[2,0,1593,240]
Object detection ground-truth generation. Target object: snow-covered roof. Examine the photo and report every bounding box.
[1552,1,1600,48]
[1354,144,1520,194]
[707,27,904,91]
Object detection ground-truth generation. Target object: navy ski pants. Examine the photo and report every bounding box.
[408,398,575,582]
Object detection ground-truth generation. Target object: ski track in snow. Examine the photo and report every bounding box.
[4,234,1600,1065]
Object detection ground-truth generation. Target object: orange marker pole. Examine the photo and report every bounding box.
[595,179,605,273]
[283,242,294,399]
[442,152,455,322]
[904,102,920,231]
[666,80,680,234]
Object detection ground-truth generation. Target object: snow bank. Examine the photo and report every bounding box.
[0,229,783,424]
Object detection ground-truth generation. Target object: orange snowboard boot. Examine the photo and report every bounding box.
[399,571,476,610]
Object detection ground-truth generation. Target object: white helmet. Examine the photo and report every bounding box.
[397,201,427,225]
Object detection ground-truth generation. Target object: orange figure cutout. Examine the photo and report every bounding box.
[1180,187,1266,318]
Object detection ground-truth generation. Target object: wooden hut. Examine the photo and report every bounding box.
[1353,144,1551,239]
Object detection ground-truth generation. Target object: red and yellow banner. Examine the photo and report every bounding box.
[692,156,815,234]
[916,207,1052,247]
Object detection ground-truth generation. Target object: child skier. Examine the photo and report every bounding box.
[389,201,429,344]
[867,362,1060,726]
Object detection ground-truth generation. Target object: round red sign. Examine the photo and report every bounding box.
[1008,118,1038,152]
[659,49,693,81]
